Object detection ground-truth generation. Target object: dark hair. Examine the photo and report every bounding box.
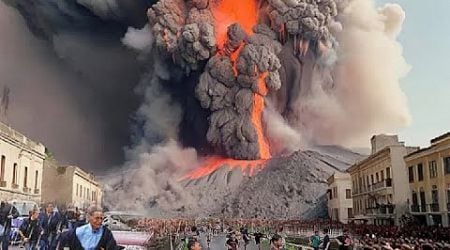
[271,234,282,243]
[187,238,198,249]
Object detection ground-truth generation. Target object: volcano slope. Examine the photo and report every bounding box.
[179,146,365,219]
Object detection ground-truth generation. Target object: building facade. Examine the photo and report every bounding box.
[327,172,353,224]
[347,135,418,225]
[0,122,46,203]
[42,160,103,209]
[405,132,450,227]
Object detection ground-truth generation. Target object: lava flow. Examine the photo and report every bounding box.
[180,156,266,180]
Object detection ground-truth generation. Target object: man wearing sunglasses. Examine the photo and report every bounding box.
[59,206,119,249]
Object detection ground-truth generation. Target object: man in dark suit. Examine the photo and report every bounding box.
[39,203,63,250]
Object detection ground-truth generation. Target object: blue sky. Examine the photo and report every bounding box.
[375,0,450,147]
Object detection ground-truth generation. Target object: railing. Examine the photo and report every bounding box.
[372,181,385,190]
[34,188,40,194]
[410,205,422,213]
[0,180,6,187]
[12,183,19,189]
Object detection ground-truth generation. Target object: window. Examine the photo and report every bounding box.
[346,189,351,199]
[12,163,18,185]
[386,167,391,179]
[376,173,379,182]
[23,167,28,187]
[431,190,439,204]
[408,166,414,183]
[381,170,385,181]
[333,187,338,199]
[444,157,450,175]
[371,175,374,184]
[76,184,79,196]
[429,161,438,178]
[447,189,450,204]
[34,171,38,189]
[418,163,424,181]
[348,208,353,218]
[0,155,5,181]
[412,192,418,205]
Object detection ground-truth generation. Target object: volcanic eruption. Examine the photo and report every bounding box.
[0,0,410,215]
[147,0,340,179]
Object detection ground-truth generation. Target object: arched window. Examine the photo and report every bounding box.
[0,155,5,181]
[24,167,28,188]
[12,163,18,186]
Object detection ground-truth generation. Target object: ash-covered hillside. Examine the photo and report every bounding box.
[179,146,364,219]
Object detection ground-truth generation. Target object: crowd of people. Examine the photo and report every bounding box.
[0,200,120,250]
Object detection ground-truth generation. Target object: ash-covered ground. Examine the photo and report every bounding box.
[147,146,364,219]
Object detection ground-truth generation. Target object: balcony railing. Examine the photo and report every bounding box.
[0,180,6,187]
[12,183,19,189]
[34,188,40,194]
[366,204,395,215]
[22,187,31,193]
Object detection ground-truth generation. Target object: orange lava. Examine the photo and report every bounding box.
[180,156,266,180]
[212,0,259,50]
[252,71,271,159]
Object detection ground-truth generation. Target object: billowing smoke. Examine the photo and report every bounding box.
[2,0,411,212]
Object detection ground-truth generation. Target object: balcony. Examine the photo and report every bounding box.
[22,187,31,193]
[0,180,6,187]
[366,204,395,215]
[12,183,19,189]
[429,203,440,212]
[34,188,40,194]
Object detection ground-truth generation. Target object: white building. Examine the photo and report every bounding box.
[0,122,46,203]
[327,172,353,224]
[42,160,103,209]
[348,135,418,225]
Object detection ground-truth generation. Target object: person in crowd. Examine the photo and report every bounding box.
[59,205,119,249]
[19,209,42,250]
[187,237,202,250]
[322,229,330,250]
[226,232,239,250]
[241,227,251,250]
[310,230,321,250]
[270,234,283,250]
[254,231,264,250]
[39,203,63,250]
[0,200,20,250]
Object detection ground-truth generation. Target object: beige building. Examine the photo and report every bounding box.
[347,135,418,225]
[42,160,103,209]
[327,172,353,224]
[405,132,450,227]
[0,122,46,203]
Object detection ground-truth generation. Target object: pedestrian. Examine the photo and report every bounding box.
[310,231,321,250]
[0,200,20,250]
[187,237,202,250]
[59,205,119,249]
[226,232,239,250]
[19,209,42,250]
[254,231,264,250]
[322,229,331,250]
[39,203,63,250]
[270,234,283,250]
